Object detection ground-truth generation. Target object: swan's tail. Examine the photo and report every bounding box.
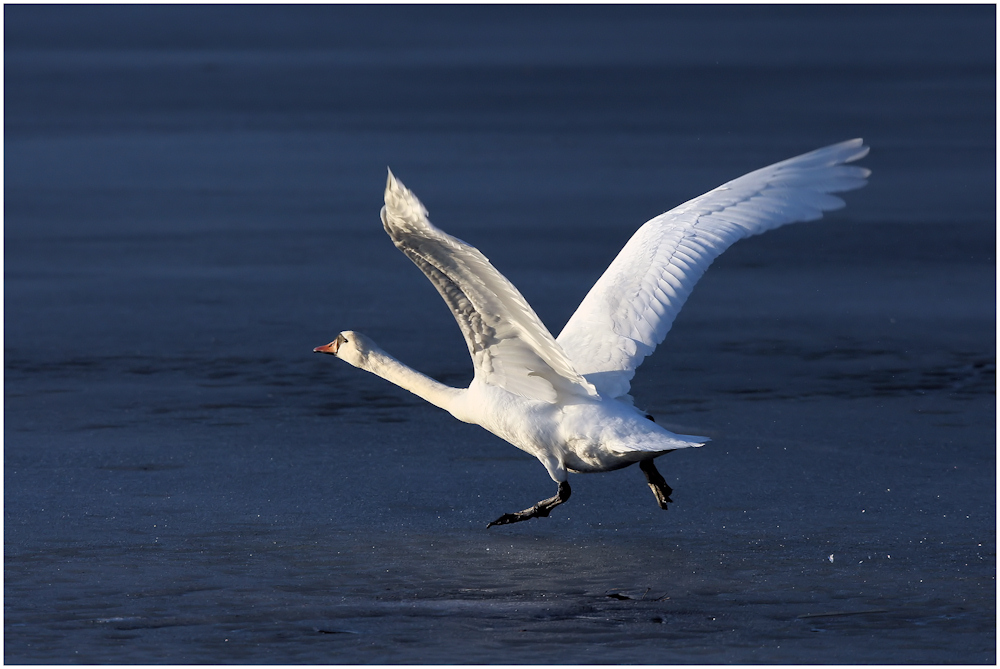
[612,431,709,456]
[664,433,710,449]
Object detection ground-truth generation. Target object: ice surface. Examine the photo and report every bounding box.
[5,5,995,664]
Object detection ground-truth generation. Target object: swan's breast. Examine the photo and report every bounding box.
[448,379,560,454]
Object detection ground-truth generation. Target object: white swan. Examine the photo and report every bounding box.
[315,139,870,527]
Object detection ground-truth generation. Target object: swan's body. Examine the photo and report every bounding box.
[316,139,870,526]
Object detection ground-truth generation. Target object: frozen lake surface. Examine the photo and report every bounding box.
[5,5,995,663]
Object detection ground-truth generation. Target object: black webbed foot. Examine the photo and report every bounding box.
[640,459,674,510]
[487,481,571,528]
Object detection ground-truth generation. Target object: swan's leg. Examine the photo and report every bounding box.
[640,459,674,510]
[487,481,571,528]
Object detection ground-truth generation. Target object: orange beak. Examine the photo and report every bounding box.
[313,341,338,355]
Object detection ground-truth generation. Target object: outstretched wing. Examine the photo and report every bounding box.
[556,139,870,400]
[381,170,598,404]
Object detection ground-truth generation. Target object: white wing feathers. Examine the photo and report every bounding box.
[381,170,599,404]
[556,139,870,400]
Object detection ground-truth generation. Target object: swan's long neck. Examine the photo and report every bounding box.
[357,346,463,412]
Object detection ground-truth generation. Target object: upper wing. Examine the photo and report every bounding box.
[556,138,870,400]
[381,170,598,404]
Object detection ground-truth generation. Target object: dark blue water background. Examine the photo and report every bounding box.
[5,5,995,663]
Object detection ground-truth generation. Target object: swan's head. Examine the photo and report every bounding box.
[313,330,370,368]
